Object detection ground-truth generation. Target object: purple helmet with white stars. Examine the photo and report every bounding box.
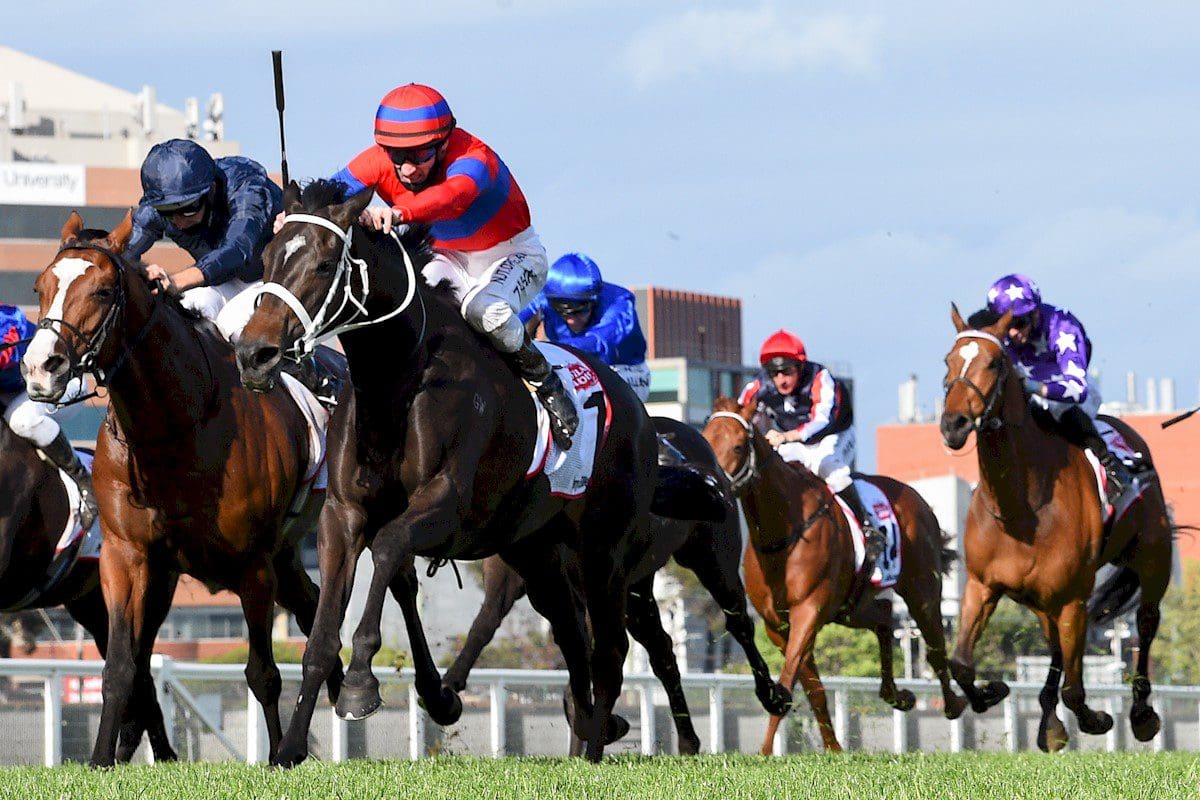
[986,274,1041,317]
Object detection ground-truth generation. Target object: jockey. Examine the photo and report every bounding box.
[739,329,883,557]
[0,304,97,529]
[985,273,1142,503]
[315,84,577,449]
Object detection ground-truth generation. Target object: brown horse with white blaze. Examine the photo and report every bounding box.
[703,397,965,752]
[22,212,339,766]
[940,304,1171,751]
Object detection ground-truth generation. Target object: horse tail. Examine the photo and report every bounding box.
[651,465,727,523]
[1087,565,1142,624]
[938,530,958,575]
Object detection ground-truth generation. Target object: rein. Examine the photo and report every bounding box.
[943,330,1008,433]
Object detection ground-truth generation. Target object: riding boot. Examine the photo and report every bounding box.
[281,350,344,410]
[1057,406,1136,506]
[836,482,884,562]
[508,334,578,450]
[40,430,98,531]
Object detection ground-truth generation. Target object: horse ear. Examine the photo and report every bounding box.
[283,180,303,213]
[331,188,375,229]
[739,399,757,421]
[991,310,1013,338]
[60,211,84,244]
[951,303,968,333]
[104,211,135,253]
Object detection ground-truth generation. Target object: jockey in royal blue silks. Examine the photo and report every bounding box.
[738,328,883,555]
[0,304,97,528]
[984,273,1149,504]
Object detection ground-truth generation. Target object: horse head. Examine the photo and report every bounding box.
[701,395,759,494]
[940,302,1016,449]
[23,211,141,402]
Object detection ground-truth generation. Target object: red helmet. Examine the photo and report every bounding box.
[759,329,807,366]
[374,84,456,148]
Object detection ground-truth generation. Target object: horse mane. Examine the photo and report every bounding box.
[967,308,1001,329]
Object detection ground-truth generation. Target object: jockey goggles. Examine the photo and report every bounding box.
[386,144,441,166]
[764,357,801,376]
[156,197,206,218]
[549,299,595,317]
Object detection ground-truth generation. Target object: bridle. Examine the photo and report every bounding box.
[255,214,425,362]
[706,410,758,495]
[944,330,1008,432]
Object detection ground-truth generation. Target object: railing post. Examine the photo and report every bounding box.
[950,715,964,753]
[1002,695,1018,752]
[150,654,176,762]
[638,680,656,755]
[1106,694,1122,752]
[43,670,62,767]
[833,689,849,749]
[709,684,724,754]
[490,680,507,758]
[330,708,348,762]
[892,708,908,754]
[408,684,425,760]
[772,717,788,756]
[246,687,266,764]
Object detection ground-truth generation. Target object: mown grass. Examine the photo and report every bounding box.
[0,753,1196,800]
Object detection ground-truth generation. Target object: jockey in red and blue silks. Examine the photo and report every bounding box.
[319,84,577,450]
[984,273,1146,502]
[738,329,881,551]
[520,253,650,401]
[0,304,97,528]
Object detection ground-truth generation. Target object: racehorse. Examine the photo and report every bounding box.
[22,212,339,767]
[703,396,965,752]
[0,410,175,761]
[940,305,1172,751]
[442,417,792,754]
[236,180,688,764]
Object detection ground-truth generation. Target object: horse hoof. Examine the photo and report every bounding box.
[1080,710,1113,736]
[944,693,968,721]
[604,713,631,745]
[420,686,463,726]
[678,734,701,756]
[1037,718,1069,753]
[891,689,916,713]
[271,744,309,769]
[1131,706,1161,742]
[335,682,382,721]
[974,680,1010,711]
[760,682,793,717]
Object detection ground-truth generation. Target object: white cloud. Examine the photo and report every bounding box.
[622,6,883,88]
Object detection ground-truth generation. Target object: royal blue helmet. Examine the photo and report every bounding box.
[544,253,603,302]
[139,139,218,209]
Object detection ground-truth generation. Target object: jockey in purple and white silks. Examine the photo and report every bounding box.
[0,304,96,528]
[738,329,883,557]
[985,273,1145,503]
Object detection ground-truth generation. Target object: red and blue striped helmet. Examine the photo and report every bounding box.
[545,253,603,302]
[986,274,1041,317]
[374,84,456,148]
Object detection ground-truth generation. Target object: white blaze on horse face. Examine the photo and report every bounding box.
[956,341,981,379]
[283,234,307,263]
[23,258,93,386]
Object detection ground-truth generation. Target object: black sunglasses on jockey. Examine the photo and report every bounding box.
[549,299,595,318]
[764,356,801,377]
[156,196,206,219]
[385,143,443,166]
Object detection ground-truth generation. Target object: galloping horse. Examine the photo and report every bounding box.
[236,181,678,764]
[23,213,338,766]
[940,305,1172,751]
[0,408,174,762]
[703,397,965,752]
[443,417,792,754]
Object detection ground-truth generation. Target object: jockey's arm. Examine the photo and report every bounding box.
[794,368,839,442]
[125,205,166,262]
[192,182,276,288]
[392,170,483,224]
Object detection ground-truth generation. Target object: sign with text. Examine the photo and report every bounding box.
[0,162,86,206]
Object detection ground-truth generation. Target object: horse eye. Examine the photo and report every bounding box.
[316,259,337,274]
[94,287,114,300]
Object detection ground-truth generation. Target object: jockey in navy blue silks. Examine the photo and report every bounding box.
[127,139,281,342]
[0,304,96,528]
[520,252,651,401]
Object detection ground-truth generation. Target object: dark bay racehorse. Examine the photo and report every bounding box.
[940,305,1172,751]
[236,181,675,764]
[0,409,174,761]
[703,396,965,752]
[443,417,791,754]
[23,213,338,767]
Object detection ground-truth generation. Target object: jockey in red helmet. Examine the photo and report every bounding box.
[298,84,576,449]
[739,329,882,556]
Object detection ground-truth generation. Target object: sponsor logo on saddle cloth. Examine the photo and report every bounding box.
[55,450,101,562]
[278,373,330,512]
[525,342,612,498]
[1083,419,1149,525]
[831,477,902,590]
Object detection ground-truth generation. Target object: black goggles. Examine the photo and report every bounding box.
[157,197,206,218]
[549,299,595,317]
[386,144,442,166]
[764,358,801,376]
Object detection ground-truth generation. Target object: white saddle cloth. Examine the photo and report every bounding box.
[832,476,902,589]
[279,374,330,512]
[525,342,610,498]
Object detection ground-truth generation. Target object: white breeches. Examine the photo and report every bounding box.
[775,427,857,493]
[1031,384,1102,421]
[180,277,264,343]
[2,377,87,447]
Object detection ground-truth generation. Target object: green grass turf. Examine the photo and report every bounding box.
[0,753,1196,800]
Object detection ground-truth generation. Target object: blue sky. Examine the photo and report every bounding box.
[9,2,1200,467]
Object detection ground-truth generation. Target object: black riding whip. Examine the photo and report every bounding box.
[271,50,289,187]
[1161,405,1199,429]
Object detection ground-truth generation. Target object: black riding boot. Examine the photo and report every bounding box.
[836,482,884,562]
[1057,406,1135,505]
[281,347,346,410]
[509,335,578,450]
[40,430,98,531]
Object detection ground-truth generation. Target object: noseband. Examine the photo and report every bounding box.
[707,411,758,495]
[944,330,1008,432]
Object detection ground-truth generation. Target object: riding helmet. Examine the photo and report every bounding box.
[987,274,1041,317]
[759,329,807,366]
[139,139,218,209]
[374,84,456,148]
[544,253,603,302]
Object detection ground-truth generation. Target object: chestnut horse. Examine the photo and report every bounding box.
[23,213,338,767]
[443,417,792,754]
[940,305,1171,751]
[0,407,174,762]
[235,181,696,764]
[703,396,965,752]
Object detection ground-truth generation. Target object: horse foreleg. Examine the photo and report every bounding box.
[949,577,1008,712]
[273,548,345,704]
[1130,601,1163,741]
[1057,600,1112,738]
[901,587,967,719]
[625,576,699,755]
[763,602,837,753]
[1031,608,1068,752]
[862,598,915,712]
[442,556,527,693]
[239,563,285,758]
[386,561,462,726]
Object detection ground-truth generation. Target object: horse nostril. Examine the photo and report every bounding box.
[44,354,66,376]
[252,345,280,369]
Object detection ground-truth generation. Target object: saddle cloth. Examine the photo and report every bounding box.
[278,373,330,513]
[525,342,611,498]
[54,450,101,561]
[832,476,901,589]
[1084,419,1150,525]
